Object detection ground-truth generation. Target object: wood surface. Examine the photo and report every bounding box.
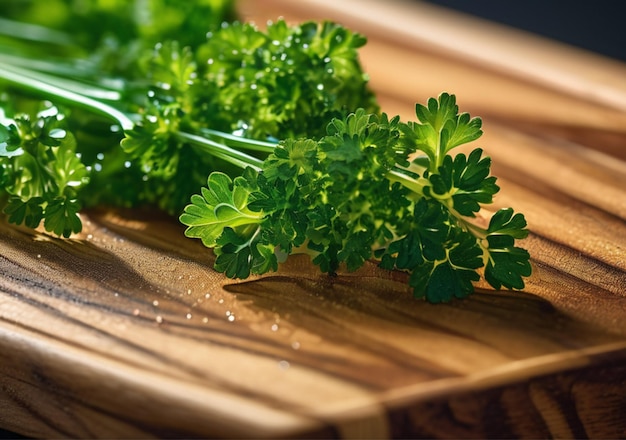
[1,0,626,438]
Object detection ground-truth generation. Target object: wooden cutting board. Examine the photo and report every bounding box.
[1,1,625,438]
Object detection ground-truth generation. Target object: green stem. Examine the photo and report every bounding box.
[175,131,263,171]
[0,64,134,130]
[200,128,277,154]
[0,52,99,82]
[386,169,428,199]
[460,217,489,240]
[0,63,270,171]
[388,162,492,247]
[0,18,74,46]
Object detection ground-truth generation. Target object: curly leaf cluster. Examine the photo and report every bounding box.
[197,19,379,139]
[0,104,88,237]
[181,94,532,302]
[116,19,378,215]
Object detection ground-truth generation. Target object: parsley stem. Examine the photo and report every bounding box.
[387,169,427,198]
[0,17,74,46]
[200,128,277,154]
[0,52,99,81]
[0,64,134,130]
[460,217,489,239]
[175,131,263,171]
[0,62,269,171]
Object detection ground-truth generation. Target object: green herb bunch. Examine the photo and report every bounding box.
[0,1,531,301]
[1,2,377,222]
[180,95,531,302]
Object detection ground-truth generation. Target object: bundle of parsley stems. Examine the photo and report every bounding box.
[0,0,531,302]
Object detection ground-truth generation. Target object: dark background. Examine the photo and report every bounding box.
[423,0,626,63]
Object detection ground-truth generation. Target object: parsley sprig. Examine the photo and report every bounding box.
[180,96,531,302]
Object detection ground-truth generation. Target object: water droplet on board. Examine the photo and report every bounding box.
[271,324,279,332]
[186,313,192,320]
[152,300,159,307]
[155,315,163,324]
[278,360,290,370]
[291,341,301,350]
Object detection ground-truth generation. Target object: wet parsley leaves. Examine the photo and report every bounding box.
[181,94,532,302]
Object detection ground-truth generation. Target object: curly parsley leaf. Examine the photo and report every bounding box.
[179,171,265,248]
[214,228,254,279]
[423,228,483,302]
[0,104,88,236]
[487,206,530,239]
[43,196,83,238]
[427,147,500,216]
[404,92,483,171]
[3,196,45,229]
[379,198,449,271]
[484,208,532,290]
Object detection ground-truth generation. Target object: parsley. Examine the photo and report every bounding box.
[181,97,531,302]
[0,1,531,302]
[0,103,88,237]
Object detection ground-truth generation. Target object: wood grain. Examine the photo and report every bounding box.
[1,0,626,438]
[2,207,625,438]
